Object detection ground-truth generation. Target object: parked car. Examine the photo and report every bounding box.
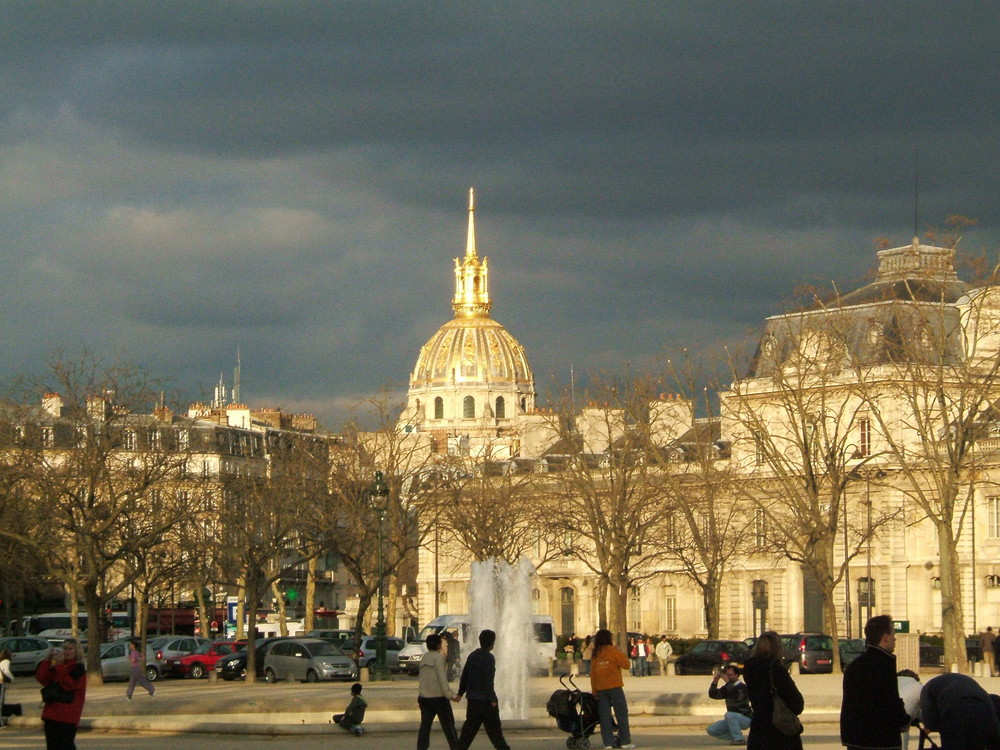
[355,636,406,671]
[673,640,750,675]
[263,637,358,683]
[305,629,366,649]
[780,633,833,673]
[99,641,161,682]
[216,636,286,681]
[163,640,245,678]
[0,636,53,675]
[838,638,865,670]
[147,635,213,663]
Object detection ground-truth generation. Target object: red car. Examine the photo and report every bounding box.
[163,640,246,678]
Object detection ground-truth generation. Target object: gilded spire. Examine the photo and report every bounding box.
[466,187,477,259]
[453,188,491,318]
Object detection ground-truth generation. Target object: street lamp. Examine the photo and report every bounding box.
[369,470,390,681]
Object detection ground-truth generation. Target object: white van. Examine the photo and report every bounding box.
[396,613,555,675]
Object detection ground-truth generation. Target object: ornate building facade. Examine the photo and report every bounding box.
[403,210,1000,649]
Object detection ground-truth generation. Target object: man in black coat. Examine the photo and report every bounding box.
[840,615,911,750]
[920,672,1000,749]
[453,629,510,750]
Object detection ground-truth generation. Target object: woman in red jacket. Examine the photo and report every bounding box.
[589,629,636,750]
[36,638,87,750]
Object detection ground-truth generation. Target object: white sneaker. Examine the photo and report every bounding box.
[621,744,637,749]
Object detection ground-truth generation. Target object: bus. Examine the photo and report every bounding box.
[20,612,131,642]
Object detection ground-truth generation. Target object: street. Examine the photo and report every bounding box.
[0,723,854,749]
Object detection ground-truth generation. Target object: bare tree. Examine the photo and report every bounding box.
[723,316,899,669]
[845,226,1000,669]
[215,428,328,682]
[535,374,673,647]
[0,351,194,681]
[655,352,750,638]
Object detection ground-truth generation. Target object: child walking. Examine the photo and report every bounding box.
[333,682,367,735]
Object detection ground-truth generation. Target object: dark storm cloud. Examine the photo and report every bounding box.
[2,1,1000,425]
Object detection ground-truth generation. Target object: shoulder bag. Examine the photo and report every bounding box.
[40,681,75,704]
[768,664,803,737]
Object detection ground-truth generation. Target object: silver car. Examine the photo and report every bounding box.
[263,638,358,683]
[356,636,406,671]
[99,641,161,682]
[0,636,52,675]
[147,635,212,663]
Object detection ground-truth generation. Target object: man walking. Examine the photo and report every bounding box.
[453,629,510,750]
[654,635,673,675]
[840,614,911,750]
[706,664,752,745]
[982,626,997,677]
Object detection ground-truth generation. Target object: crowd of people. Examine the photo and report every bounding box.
[13,615,1000,750]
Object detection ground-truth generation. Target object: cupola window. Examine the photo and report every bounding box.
[463,396,475,419]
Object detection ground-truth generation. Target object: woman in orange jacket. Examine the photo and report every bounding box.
[589,629,636,750]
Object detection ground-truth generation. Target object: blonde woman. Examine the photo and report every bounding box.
[36,639,87,750]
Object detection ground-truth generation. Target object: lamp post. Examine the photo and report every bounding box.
[369,471,390,681]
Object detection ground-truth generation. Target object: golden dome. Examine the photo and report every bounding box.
[411,315,533,388]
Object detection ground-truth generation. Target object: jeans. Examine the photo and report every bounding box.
[636,656,648,676]
[43,718,78,750]
[596,686,631,748]
[707,711,752,741]
[417,696,459,750]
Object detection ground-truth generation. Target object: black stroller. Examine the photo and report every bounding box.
[546,675,606,749]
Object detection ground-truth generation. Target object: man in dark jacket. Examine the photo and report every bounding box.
[920,672,1000,749]
[840,615,911,750]
[707,663,752,744]
[453,629,510,750]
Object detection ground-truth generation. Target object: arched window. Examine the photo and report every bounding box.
[495,396,505,419]
[434,397,444,419]
[463,396,475,419]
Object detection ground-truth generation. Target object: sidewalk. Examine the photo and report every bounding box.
[3,669,987,736]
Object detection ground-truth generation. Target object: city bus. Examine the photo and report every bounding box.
[20,611,131,642]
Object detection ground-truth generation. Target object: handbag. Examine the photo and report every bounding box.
[768,665,803,737]
[40,682,75,704]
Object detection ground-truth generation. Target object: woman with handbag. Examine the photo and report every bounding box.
[35,639,87,750]
[741,631,804,749]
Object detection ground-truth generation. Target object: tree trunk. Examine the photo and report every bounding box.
[703,572,722,638]
[938,519,968,671]
[609,578,629,650]
[304,555,318,632]
[82,583,105,685]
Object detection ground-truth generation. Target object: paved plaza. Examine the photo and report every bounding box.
[2,669,979,747]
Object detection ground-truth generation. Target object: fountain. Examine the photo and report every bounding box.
[467,556,536,719]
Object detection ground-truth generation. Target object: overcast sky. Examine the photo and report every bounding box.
[2,2,1000,428]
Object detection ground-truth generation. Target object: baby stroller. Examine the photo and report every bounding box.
[546,675,605,749]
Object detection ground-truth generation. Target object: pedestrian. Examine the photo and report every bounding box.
[983,626,997,678]
[654,635,673,676]
[840,614,910,750]
[581,635,593,677]
[589,629,636,750]
[444,629,462,682]
[125,639,155,701]
[453,629,510,750]
[706,663,752,745]
[333,682,367,735]
[418,633,459,750]
[741,630,803,750]
[627,636,638,676]
[920,672,1000,749]
[635,636,649,677]
[0,647,13,728]
[36,638,87,750]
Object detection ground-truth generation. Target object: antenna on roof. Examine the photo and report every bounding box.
[913,149,920,240]
[233,348,242,405]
